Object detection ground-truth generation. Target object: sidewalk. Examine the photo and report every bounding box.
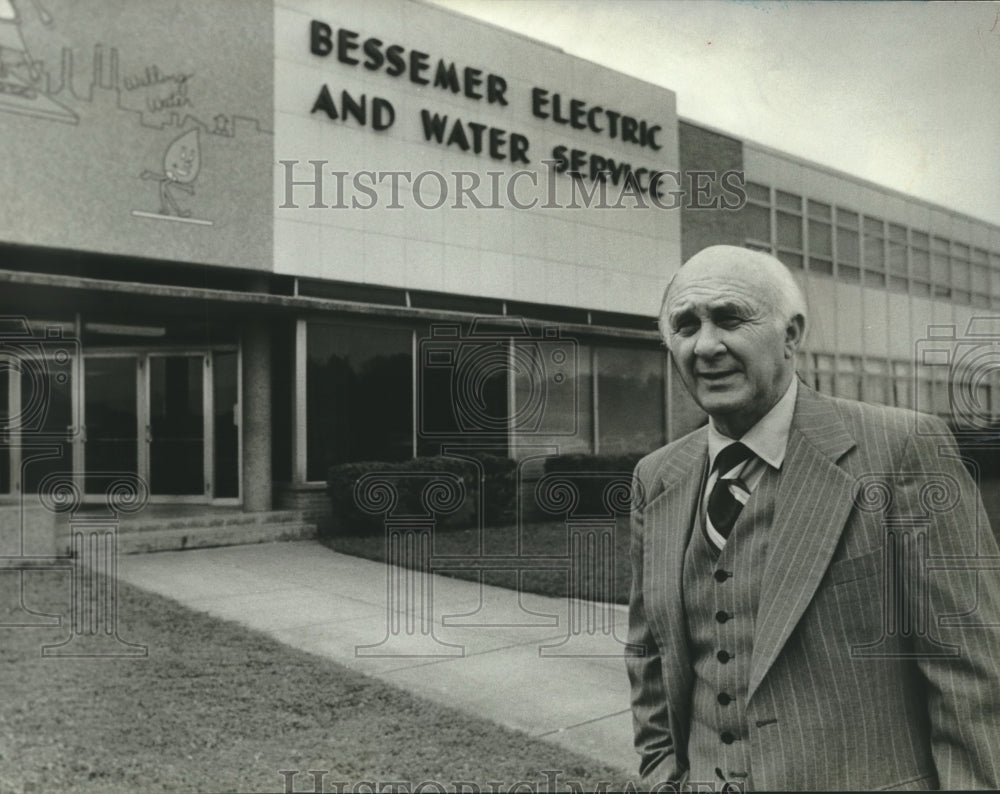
[116,539,639,776]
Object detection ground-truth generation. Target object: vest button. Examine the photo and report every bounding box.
[715,610,730,623]
[714,569,731,582]
[717,650,732,663]
[720,731,736,744]
[717,692,733,706]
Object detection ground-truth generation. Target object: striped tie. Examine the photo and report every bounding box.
[707,442,754,546]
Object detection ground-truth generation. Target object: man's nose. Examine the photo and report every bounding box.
[692,323,725,357]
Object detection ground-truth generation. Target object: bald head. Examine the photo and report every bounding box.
[659,245,808,344]
[659,245,808,438]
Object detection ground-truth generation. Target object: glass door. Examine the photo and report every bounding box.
[0,365,8,493]
[78,348,236,502]
[83,355,139,495]
[212,350,239,500]
[147,353,208,498]
[19,350,75,495]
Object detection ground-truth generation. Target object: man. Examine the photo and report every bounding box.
[626,245,1000,791]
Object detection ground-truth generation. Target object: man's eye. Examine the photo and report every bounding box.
[717,315,743,330]
[673,319,698,336]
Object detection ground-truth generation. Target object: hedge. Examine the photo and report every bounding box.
[542,452,645,475]
[325,453,517,536]
[537,452,646,517]
[951,427,1000,481]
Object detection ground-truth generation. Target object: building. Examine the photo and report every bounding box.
[2,0,998,530]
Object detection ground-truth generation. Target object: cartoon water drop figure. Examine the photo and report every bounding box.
[141,129,201,218]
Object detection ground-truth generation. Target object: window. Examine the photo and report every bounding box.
[910,231,932,297]
[892,361,912,409]
[307,321,413,480]
[887,224,908,293]
[991,252,1000,310]
[991,370,1000,422]
[743,181,771,246]
[511,337,593,455]
[931,236,951,298]
[745,181,770,203]
[916,368,934,418]
[17,318,76,494]
[0,366,7,492]
[775,190,804,269]
[807,200,833,275]
[213,351,240,499]
[834,356,861,400]
[862,217,886,288]
[595,345,666,455]
[735,183,995,310]
[931,367,951,417]
[835,209,860,283]
[971,248,990,308]
[815,354,835,395]
[951,242,971,304]
[419,320,517,457]
[862,358,888,405]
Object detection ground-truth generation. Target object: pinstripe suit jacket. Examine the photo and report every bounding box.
[626,384,1000,791]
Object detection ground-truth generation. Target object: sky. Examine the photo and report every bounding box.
[427,0,1000,227]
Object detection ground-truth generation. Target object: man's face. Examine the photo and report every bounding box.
[663,257,798,437]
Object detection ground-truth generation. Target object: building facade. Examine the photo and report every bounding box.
[2,0,997,517]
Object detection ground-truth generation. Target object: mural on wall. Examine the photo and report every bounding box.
[0,0,273,270]
[134,128,211,225]
[0,0,76,123]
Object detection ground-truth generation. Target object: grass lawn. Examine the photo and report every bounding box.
[320,467,1000,602]
[320,517,633,606]
[321,475,1000,610]
[0,568,630,793]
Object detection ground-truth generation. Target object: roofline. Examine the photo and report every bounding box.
[0,267,661,342]
[413,0,678,101]
[679,115,1000,235]
[398,4,989,233]
[414,0,568,57]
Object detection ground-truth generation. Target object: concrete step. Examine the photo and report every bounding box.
[117,517,316,554]
[117,509,308,534]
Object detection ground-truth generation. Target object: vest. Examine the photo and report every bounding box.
[682,464,779,791]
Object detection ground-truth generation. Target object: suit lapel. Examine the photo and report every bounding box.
[643,429,707,714]
[748,386,857,702]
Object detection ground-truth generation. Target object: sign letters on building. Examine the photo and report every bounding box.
[307,19,674,198]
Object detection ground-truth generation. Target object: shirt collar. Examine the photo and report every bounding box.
[707,377,798,471]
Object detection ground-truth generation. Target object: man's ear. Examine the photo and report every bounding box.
[784,313,806,358]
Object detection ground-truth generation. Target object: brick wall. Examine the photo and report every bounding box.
[678,121,749,261]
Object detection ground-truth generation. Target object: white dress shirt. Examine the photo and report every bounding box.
[702,377,798,549]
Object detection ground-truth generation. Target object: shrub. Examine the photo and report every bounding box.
[951,424,1000,481]
[542,452,646,475]
[537,452,646,517]
[325,454,518,536]
[464,451,518,527]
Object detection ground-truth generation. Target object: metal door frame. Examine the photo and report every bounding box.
[77,347,240,504]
